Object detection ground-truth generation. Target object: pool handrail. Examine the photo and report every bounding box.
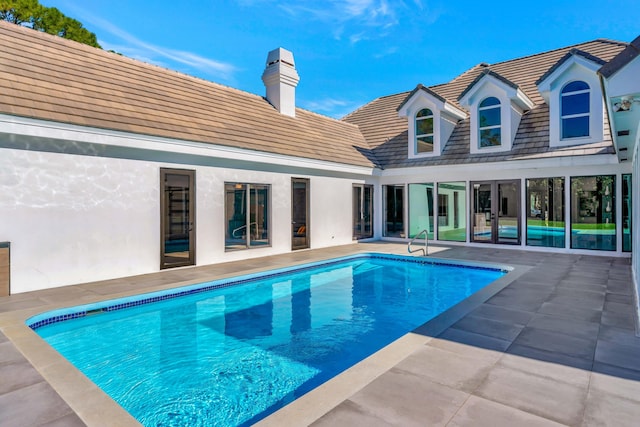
[408,229,429,256]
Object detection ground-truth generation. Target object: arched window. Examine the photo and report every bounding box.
[561,81,590,139]
[415,108,434,153]
[479,97,501,147]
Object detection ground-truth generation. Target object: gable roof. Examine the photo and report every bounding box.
[457,68,520,101]
[344,39,627,169]
[0,21,377,169]
[535,48,607,86]
[396,84,447,111]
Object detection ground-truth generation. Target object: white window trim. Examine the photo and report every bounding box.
[560,84,590,140]
[478,99,502,148]
[415,108,436,155]
[537,56,604,148]
[407,101,442,158]
[459,75,531,155]
[397,88,466,160]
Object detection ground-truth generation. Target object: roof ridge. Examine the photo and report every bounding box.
[483,38,627,69]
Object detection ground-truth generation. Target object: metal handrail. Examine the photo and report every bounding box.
[232,222,258,238]
[408,229,429,256]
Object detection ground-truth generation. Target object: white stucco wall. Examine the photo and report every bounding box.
[0,148,160,292]
[0,140,368,293]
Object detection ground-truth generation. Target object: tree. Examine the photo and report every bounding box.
[0,0,101,48]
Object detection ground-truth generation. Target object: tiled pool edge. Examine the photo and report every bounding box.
[255,263,529,427]
[1,245,521,427]
[26,252,511,331]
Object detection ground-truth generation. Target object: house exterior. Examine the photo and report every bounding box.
[0,21,639,307]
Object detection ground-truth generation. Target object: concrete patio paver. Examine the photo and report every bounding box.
[447,395,567,427]
[0,243,638,426]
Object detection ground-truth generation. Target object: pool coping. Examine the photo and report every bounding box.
[256,259,528,426]
[0,245,528,427]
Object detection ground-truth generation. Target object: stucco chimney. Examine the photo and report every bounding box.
[262,48,300,118]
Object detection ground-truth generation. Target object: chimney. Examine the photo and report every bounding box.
[262,48,300,118]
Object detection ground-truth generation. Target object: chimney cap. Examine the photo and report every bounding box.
[266,47,296,68]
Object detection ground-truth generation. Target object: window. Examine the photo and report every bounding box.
[526,178,565,248]
[561,81,590,139]
[478,97,501,147]
[408,183,434,239]
[353,184,374,239]
[623,174,632,252]
[570,175,615,251]
[225,183,270,250]
[437,182,466,241]
[415,108,434,153]
[383,185,404,237]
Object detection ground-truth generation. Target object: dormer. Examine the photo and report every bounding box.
[536,49,606,147]
[397,84,466,159]
[458,68,534,155]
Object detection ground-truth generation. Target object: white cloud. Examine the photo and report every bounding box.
[373,46,399,58]
[301,97,363,118]
[81,15,238,81]
[274,0,401,43]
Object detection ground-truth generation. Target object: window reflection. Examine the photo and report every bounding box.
[570,175,615,250]
[437,182,466,242]
[623,174,632,252]
[225,183,270,250]
[383,185,404,237]
[415,108,434,153]
[408,183,434,239]
[479,97,501,147]
[561,81,590,139]
[526,178,565,248]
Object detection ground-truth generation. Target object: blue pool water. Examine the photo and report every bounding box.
[30,254,506,427]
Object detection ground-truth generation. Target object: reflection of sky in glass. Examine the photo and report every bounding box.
[562,92,589,115]
[562,116,589,138]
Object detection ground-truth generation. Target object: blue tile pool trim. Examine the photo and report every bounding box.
[27,253,511,331]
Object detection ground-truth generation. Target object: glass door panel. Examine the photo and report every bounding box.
[471,180,520,244]
[353,184,373,239]
[623,174,632,252]
[472,182,492,242]
[292,178,309,250]
[383,185,404,237]
[497,181,520,244]
[161,169,195,269]
[249,185,269,248]
[408,183,434,239]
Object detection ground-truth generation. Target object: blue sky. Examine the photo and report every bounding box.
[43,0,639,118]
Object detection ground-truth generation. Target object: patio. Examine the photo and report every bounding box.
[1,242,639,426]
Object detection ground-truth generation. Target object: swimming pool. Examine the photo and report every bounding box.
[29,253,508,427]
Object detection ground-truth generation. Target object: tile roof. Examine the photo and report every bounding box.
[344,39,627,169]
[0,21,376,169]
